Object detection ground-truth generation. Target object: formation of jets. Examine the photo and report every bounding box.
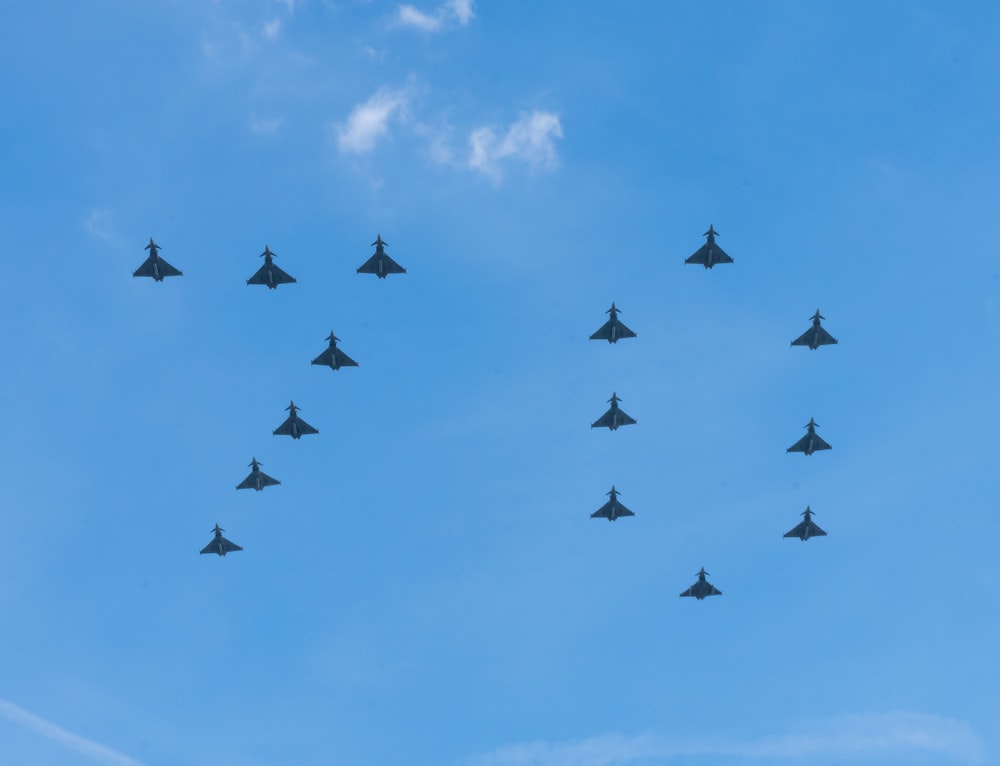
[139,229,838,594]
[582,227,840,596]
[136,236,400,554]
[134,236,408,287]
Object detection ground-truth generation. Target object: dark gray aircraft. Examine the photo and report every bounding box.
[786,417,832,456]
[311,332,359,370]
[247,245,296,289]
[679,567,722,600]
[590,303,636,343]
[591,485,634,521]
[791,310,838,350]
[236,457,281,491]
[273,400,319,439]
[685,225,733,269]
[357,234,406,278]
[132,238,182,281]
[784,506,827,541]
[200,524,243,556]
[591,392,636,431]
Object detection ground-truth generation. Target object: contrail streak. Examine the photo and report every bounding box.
[0,698,146,766]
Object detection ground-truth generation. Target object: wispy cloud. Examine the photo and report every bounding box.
[83,208,123,248]
[449,0,474,25]
[262,17,282,40]
[396,0,475,32]
[334,87,410,154]
[466,111,563,181]
[397,5,441,32]
[250,115,285,135]
[332,92,560,180]
[472,712,986,765]
[0,698,146,766]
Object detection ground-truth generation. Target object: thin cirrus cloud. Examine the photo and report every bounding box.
[334,88,411,155]
[396,0,474,32]
[0,698,146,766]
[84,209,119,246]
[467,111,564,180]
[250,115,285,135]
[472,712,987,765]
[262,17,282,40]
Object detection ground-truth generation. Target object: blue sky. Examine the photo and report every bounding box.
[1,1,999,764]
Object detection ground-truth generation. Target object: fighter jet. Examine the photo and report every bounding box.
[791,310,838,350]
[246,245,296,289]
[784,506,827,541]
[200,524,243,556]
[786,417,832,456]
[591,392,636,431]
[357,234,406,279]
[132,238,182,281]
[679,567,722,600]
[272,400,319,439]
[591,485,634,521]
[590,303,636,343]
[311,332,359,371]
[685,225,733,269]
[236,457,281,491]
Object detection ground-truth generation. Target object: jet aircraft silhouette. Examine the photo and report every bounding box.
[236,457,281,491]
[273,400,319,439]
[786,418,832,456]
[590,303,636,343]
[679,567,722,599]
[784,506,827,541]
[357,234,406,278]
[591,485,634,521]
[311,332,359,370]
[591,393,636,431]
[200,524,243,556]
[791,310,838,350]
[133,238,182,281]
[247,245,296,288]
[685,225,733,269]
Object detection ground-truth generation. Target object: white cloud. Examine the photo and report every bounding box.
[396,0,474,32]
[262,17,282,40]
[466,111,563,180]
[473,712,986,766]
[447,0,474,24]
[397,5,442,31]
[334,88,410,154]
[0,698,146,766]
